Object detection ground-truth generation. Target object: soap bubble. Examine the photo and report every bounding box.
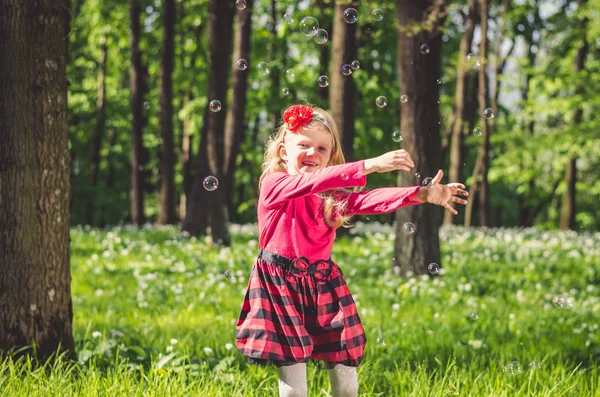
[469,312,479,321]
[422,177,432,187]
[552,295,574,309]
[235,0,247,10]
[300,17,319,37]
[203,176,219,191]
[283,12,294,24]
[285,68,295,80]
[391,130,402,143]
[427,263,440,274]
[237,59,248,70]
[281,87,290,96]
[483,108,494,119]
[343,8,358,24]
[209,100,222,112]
[402,222,415,235]
[376,96,388,108]
[342,64,353,76]
[318,75,329,87]
[372,9,384,21]
[351,60,360,70]
[257,61,270,76]
[466,53,480,69]
[315,29,328,44]
[420,44,430,54]
[400,95,408,103]
[473,127,482,136]
[503,361,522,376]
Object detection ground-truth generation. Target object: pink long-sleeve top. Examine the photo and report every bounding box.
[258,161,423,263]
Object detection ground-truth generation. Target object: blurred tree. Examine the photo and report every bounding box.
[0,0,75,361]
[157,0,177,225]
[393,0,447,276]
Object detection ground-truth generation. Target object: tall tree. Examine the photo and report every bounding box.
[560,0,588,230]
[223,0,253,221]
[87,35,108,226]
[182,0,234,244]
[394,0,447,276]
[443,0,478,225]
[0,0,75,360]
[129,0,147,225]
[329,0,359,161]
[157,0,177,225]
[464,0,491,227]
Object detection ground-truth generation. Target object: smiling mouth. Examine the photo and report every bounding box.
[302,161,318,167]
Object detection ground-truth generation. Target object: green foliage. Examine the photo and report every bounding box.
[2,225,600,395]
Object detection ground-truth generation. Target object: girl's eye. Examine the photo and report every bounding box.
[319,147,327,152]
[299,144,309,148]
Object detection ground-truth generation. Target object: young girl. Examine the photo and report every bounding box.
[236,104,468,397]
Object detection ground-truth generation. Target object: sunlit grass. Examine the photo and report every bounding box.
[1,224,599,396]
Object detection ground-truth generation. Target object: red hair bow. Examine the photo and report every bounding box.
[283,105,314,132]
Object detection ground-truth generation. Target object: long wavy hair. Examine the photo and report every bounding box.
[259,104,353,228]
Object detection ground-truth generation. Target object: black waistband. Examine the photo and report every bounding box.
[258,249,332,269]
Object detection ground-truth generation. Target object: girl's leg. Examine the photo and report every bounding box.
[326,364,358,397]
[276,363,308,397]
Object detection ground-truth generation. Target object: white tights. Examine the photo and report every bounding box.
[276,363,358,397]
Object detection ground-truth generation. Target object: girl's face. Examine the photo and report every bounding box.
[279,126,333,175]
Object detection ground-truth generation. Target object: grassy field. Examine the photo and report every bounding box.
[1,223,599,396]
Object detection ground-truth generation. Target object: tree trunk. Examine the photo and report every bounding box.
[394,0,445,277]
[443,0,477,225]
[223,0,253,220]
[269,0,282,124]
[314,0,330,102]
[157,0,177,225]
[87,35,108,226]
[329,0,358,161]
[560,0,587,230]
[464,0,490,227]
[129,0,147,225]
[182,0,234,244]
[0,0,75,361]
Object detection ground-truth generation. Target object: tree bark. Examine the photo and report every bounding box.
[86,35,108,226]
[182,0,234,244]
[560,0,587,230]
[314,0,330,102]
[157,0,177,225]
[129,0,147,225]
[223,0,253,222]
[329,0,358,162]
[0,0,75,361]
[443,0,477,225]
[394,0,445,277]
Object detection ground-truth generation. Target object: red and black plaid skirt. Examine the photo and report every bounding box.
[236,249,366,367]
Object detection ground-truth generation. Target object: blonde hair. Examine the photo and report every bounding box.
[259,104,353,228]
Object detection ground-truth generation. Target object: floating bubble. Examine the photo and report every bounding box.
[427,263,440,274]
[420,44,430,54]
[372,9,384,21]
[203,176,219,191]
[144,101,150,110]
[414,172,421,179]
[342,64,353,76]
[235,0,247,10]
[436,79,442,84]
[483,108,494,119]
[391,130,403,143]
[315,29,328,44]
[283,12,294,24]
[351,60,360,70]
[422,177,432,187]
[466,53,480,69]
[300,16,319,37]
[400,95,408,103]
[469,312,479,321]
[281,87,290,96]
[286,68,295,80]
[257,61,270,76]
[209,100,222,112]
[376,96,388,108]
[237,58,248,70]
[528,361,541,369]
[552,295,574,309]
[224,269,235,281]
[402,222,415,235]
[473,127,482,136]
[376,337,386,346]
[318,75,329,87]
[343,8,358,24]
[503,361,522,376]
[341,173,349,181]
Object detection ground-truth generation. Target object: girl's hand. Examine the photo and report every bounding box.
[364,150,415,174]
[417,170,469,215]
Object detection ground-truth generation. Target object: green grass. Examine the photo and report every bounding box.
[1,223,599,396]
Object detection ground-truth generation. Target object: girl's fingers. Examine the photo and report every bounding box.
[444,203,458,215]
[450,197,468,205]
[432,169,443,184]
[455,189,469,196]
